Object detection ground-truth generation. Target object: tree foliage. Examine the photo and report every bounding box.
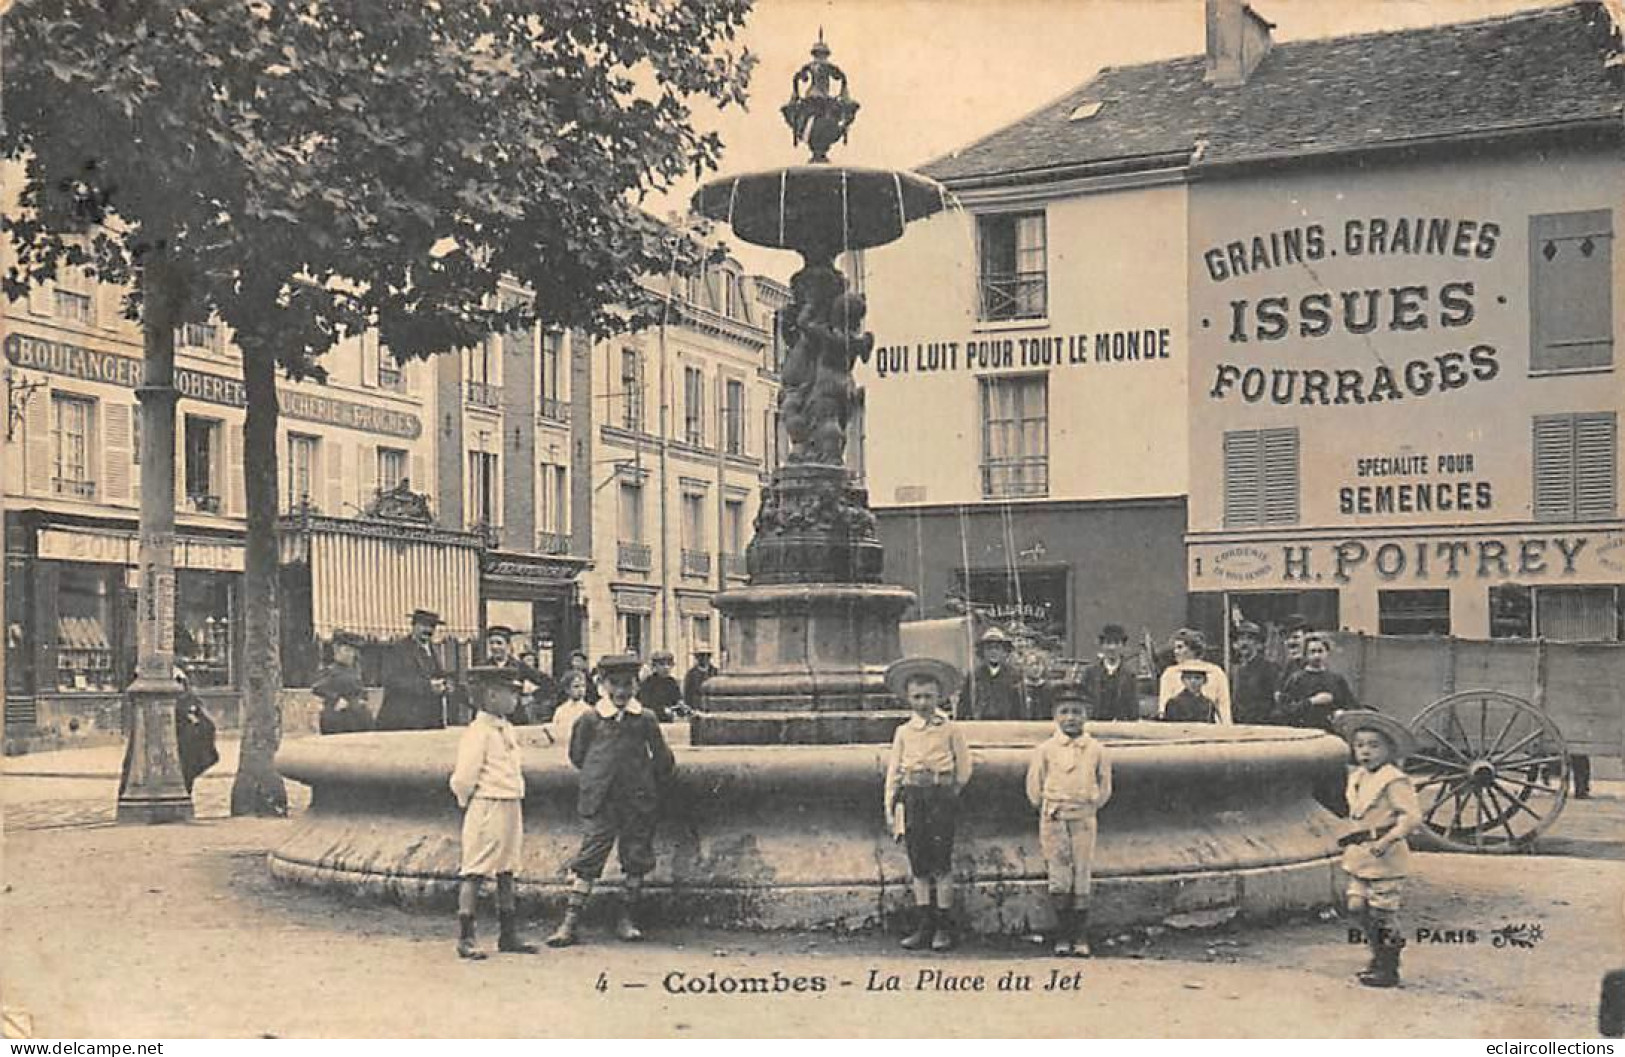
[3,0,755,357]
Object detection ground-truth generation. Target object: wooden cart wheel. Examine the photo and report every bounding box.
[1404,689,1569,853]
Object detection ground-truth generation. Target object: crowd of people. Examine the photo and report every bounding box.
[309,609,721,739]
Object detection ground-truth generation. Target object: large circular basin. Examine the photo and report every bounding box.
[691,165,953,256]
[270,722,1348,934]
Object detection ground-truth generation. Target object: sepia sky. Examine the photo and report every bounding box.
[653,0,1569,279]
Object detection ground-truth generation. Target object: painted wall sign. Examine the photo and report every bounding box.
[1337,451,1494,517]
[1198,215,1505,406]
[5,333,423,439]
[871,327,1173,379]
[1190,531,1625,588]
[38,528,245,571]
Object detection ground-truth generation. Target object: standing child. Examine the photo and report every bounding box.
[549,672,594,751]
[1161,667,1220,723]
[1026,689,1112,956]
[1331,709,1422,988]
[883,657,973,952]
[449,666,535,960]
[546,654,676,947]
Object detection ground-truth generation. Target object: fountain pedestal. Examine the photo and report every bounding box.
[696,462,914,745]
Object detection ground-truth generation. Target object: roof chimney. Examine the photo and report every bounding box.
[1205,0,1275,87]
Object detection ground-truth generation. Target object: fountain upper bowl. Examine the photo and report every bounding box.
[691,164,953,256]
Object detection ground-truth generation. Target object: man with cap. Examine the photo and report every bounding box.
[1229,620,1280,726]
[638,650,682,722]
[682,648,718,716]
[1079,624,1140,722]
[377,609,451,731]
[314,629,372,734]
[546,653,677,947]
[481,625,554,726]
[958,626,1031,721]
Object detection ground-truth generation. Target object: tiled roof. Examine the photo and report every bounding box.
[922,2,1624,185]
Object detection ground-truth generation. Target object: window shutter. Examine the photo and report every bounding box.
[1260,427,1299,525]
[360,335,379,388]
[129,403,143,495]
[24,390,50,493]
[27,281,53,317]
[410,452,426,496]
[326,440,346,515]
[1575,412,1617,521]
[97,283,124,331]
[360,442,378,505]
[104,403,132,502]
[226,422,245,517]
[1223,431,1263,528]
[1532,415,1578,521]
[1530,210,1614,372]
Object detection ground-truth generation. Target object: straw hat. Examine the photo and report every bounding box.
[1331,709,1417,761]
[884,656,962,701]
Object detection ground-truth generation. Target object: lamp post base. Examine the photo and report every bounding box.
[116,675,194,825]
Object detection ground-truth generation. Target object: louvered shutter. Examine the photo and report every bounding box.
[1532,415,1578,521]
[226,422,245,516]
[26,278,53,316]
[1530,211,1613,372]
[129,403,142,495]
[1536,586,1620,642]
[24,389,50,493]
[1260,428,1299,525]
[410,452,426,497]
[97,283,124,331]
[104,403,132,502]
[360,442,378,506]
[1575,412,1617,521]
[326,439,345,515]
[1223,431,1263,528]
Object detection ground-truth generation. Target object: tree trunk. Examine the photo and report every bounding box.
[230,344,289,816]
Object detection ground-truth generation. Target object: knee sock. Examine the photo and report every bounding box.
[458,876,481,918]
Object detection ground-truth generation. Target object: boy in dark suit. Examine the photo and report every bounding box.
[546,654,676,947]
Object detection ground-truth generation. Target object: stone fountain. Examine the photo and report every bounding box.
[688,34,950,746]
[270,36,1349,935]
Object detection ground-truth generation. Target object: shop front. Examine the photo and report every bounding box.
[4,510,244,737]
[479,550,586,677]
[279,512,483,686]
[1188,526,1625,649]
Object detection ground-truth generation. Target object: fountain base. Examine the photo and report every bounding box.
[270,723,1349,935]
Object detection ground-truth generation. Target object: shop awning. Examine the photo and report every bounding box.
[287,516,482,641]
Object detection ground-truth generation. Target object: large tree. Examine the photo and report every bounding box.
[3,0,751,814]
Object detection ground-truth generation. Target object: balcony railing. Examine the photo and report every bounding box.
[978,270,1048,322]
[980,458,1049,499]
[52,476,96,499]
[535,531,571,556]
[465,381,502,408]
[537,397,570,424]
[617,540,652,572]
[681,549,712,578]
[722,553,748,580]
[377,364,405,392]
[188,493,222,514]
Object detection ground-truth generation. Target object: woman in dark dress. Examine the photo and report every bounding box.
[174,669,220,794]
[313,630,373,735]
[1273,632,1357,731]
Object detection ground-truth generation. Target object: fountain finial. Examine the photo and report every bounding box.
[782,31,860,163]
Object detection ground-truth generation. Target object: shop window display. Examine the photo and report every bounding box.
[55,568,118,692]
[174,573,236,688]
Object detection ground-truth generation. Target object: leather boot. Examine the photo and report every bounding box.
[1048,893,1074,957]
[1355,914,1381,982]
[1071,907,1092,958]
[1360,940,1402,988]
[546,895,584,948]
[900,905,933,950]
[498,909,537,954]
[615,888,645,943]
[457,913,487,960]
[930,907,956,952]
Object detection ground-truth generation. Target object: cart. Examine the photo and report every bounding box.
[1329,632,1625,853]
